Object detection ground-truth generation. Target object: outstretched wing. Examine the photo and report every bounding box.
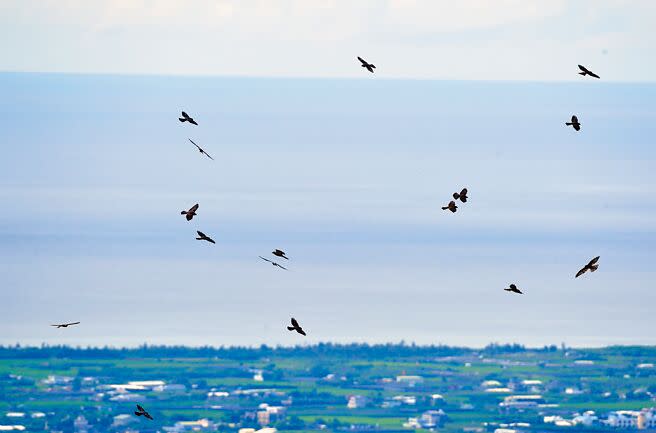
[188,203,199,213]
[136,404,145,412]
[276,263,288,270]
[203,151,214,161]
[460,188,468,196]
[291,317,299,327]
[589,71,600,79]
[189,138,201,149]
[197,231,206,238]
[297,327,307,336]
[588,256,600,266]
[571,115,578,123]
[259,256,272,263]
[578,65,588,73]
[575,267,587,278]
[357,56,367,65]
[66,322,80,326]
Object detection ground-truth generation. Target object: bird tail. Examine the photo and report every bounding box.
[179,117,187,122]
[287,326,295,331]
[566,122,573,126]
[181,211,187,215]
[441,206,448,210]
[578,72,586,76]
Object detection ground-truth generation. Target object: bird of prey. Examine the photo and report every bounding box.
[272,249,289,260]
[196,231,215,244]
[287,317,306,336]
[578,65,600,79]
[51,322,80,328]
[357,56,376,73]
[504,284,523,294]
[575,256,600,278]
[453,188,469,203]
[566,115,581,131]
[135,404,153,420]
[189,139,214,160]
[179,111,198,125]
[259,256,288,270]
[442,200,458,213]
[181,203,199,221]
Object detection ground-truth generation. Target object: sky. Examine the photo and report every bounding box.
[0,1,655,348]
[1,0,656,81]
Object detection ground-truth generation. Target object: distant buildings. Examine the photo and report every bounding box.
[606,409,656,429]
[403,409,446,429]
[396,375,424,387]
[164,418,216,432]
[256,404,286,426]
[499,395,545,410]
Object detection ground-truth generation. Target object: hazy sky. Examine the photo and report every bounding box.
[1,73,654,348]
[1,1,656,81]
[0,2,655,348]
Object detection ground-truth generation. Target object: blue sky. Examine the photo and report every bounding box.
[1,73,654,348]
[0,1,655,348]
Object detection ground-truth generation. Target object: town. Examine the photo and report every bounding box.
[0,344,654,433]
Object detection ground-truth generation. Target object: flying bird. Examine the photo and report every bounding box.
[189,139,214,160]
[575,256,600,278]
[135,404,153,420]
[259,256,288,270]
[196,231,215,244]
[566,115,581,131]
[287,317,306,336]
[181,203,199,221]
[357,56,376,73]
[578,65,600,79]
[51,322,80,328]
[442,200,458,213]
[179,111,198,125]
[453,188,469,203]
[272,249,289,260]
[504,284,523,294]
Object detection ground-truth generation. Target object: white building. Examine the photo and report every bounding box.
[347,395,369,409]
[606,409,656,429]
[500,395,545,410]
[396,375,424,387]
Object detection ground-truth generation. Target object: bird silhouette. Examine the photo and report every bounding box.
[566,115,581,131]
[51,322,80,328]
[504,284,523,294]
[453,188,468,203]
[578,65,600,79]
[575,256,600,278]
[442,200,458,213]
[259,256,288,270]
[357,56,376,73]
[135,404,153,420]
[196,231,215,244]
[189,139,214,160]
[272,249,289,260]
[179,111,198,125]
[287,317,306,336]
[181,203,199,221]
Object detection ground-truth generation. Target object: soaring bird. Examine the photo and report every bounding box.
[259,256,288,270]
[196,231,215,244]
[442,200,458,213]
[566,115,581,131]
[134,404,153,420]
[357,56,376,73]
[181,203,199,221]
[287,317,306,336]
[189,139,214,160]
[453,188,469,203]
[504,284,523,294]
[179,111,198,125]
[578,65,600,79]
[272,249,289,260]
[575,256,600,278]
[51,322,80,328]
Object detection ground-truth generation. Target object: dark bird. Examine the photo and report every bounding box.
[189,139,214,160]
[504,284,523,294]
[442,200,458,213]
[196,231,215,244]
[357,56,376,73]
[51,322,80,328]
[272,249,289,260]
[179,111,198,125]
[453,188,468,203]
[566,115,581,131]
[181,203,199,221]
[287,317,306,336]
[575,256,600,278]
[134,404,153,420]
[259,256,288,270]
[578,65,600,79]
